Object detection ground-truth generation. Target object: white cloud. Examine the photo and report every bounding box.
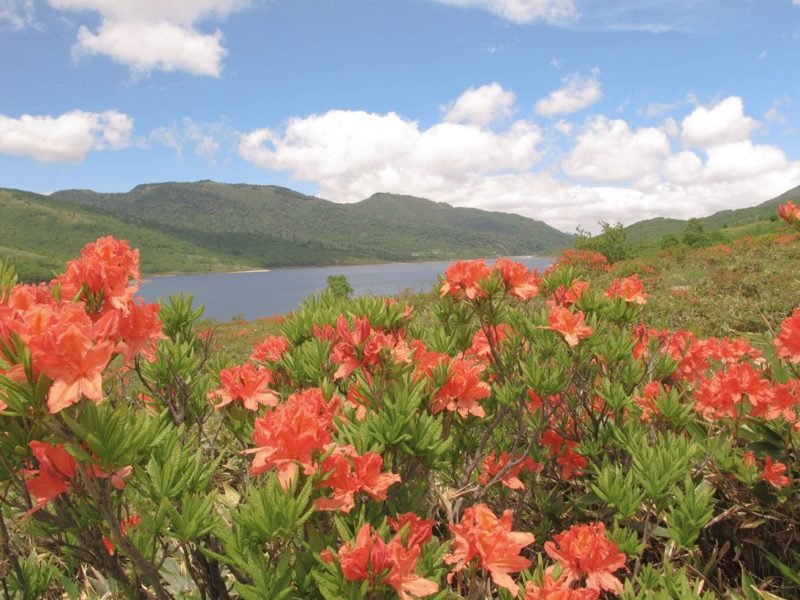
[442,83,517,126]
[703,141,789,183]
[0,109,133,163]
[681,96,758,148]
[765,96,791,125]
[640,94,697,119]
[553,119,572,135]
[239,108,542,202]
[48,0,247,76]
[662,151,703,185]
[535,70,602,117]
[0,0,34,28]
[238,88,800,233]
[562,116,671,184]
[151,117,237,162]
[431,0,578,24]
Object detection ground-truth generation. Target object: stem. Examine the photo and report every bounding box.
[0,496,26,599]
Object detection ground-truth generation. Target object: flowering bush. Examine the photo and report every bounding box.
[0,209,799,598]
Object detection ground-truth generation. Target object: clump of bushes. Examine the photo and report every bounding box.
[0,207,798,598]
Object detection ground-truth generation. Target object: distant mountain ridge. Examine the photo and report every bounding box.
[2,181,572,281]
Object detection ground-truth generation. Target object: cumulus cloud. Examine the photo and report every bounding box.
[0,0,34,29]
[48,0,248,76]
[431,0,578,24]
[442,83,517,126]
[238,89,800,233]
[681,96,758,148]
[535,70,602,117]
[0,109,133,163]
[240,108,542,202]
[562,116,671,184]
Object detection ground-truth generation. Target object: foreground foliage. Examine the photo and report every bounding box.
[0,205,799,598]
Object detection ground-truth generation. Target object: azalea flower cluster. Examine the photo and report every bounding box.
[0,237,162,413]
[440,257,540,301]
[779,200,800,228]
[555,249,611,272]
[322,518,439,600]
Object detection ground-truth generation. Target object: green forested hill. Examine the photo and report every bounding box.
[50,181,571,265]
[623,184,800,246]
[2,181,571,281]
[0,188,253,281]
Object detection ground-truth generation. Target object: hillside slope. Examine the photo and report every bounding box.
[624,184,800,246]
[0,188,252,281]
[51,181,572,266]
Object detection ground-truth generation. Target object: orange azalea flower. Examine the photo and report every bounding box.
[445,503,534,597]
[605,274,649,305]
[761,455,790,489]
[314,445,400,513]
[479,451,542,490]
[774,309,800,364]
[778,201,800,226]
[325,524,438,599]
[29,322,115,413]
[694,362,771,421]
[336,524,393,583]
[116,299,164,365]
[524,574,600,600]
[246,388,338,489]
[209,363,278,411]
[250,334,290,363]
[430,357,491,418]
[440,260,491,300]
[756,380,799,423]
[331,315,399,380]
[493,258,540,300]
[466,324,512,361]
[388,512,434,548]
[54,236,140,312]
[544,523,626,594]
[556,444,587,480]
[633,381,667,422]
[548,307,593,347]
[385,539,440,600]
[557,249,610,272]
[25,441,78,517]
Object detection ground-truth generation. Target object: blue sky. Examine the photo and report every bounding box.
[1,0,799,230]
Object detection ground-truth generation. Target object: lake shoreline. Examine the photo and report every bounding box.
[140,254,553,280]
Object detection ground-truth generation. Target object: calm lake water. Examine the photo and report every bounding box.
[140,257,554,321]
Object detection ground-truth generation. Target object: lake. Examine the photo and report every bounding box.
[139,257,554,321]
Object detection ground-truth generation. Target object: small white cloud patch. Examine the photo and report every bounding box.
[535,70,602,117]
[0,110,133,163]
[442,83,517,126]
[431,0,578,24]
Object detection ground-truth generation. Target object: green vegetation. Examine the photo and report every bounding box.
[575,220,629,263]
[1,181,573,281]
[621,184,800,249]
[0,188,252,282]
[325,274,353,298]
[51,181,572,266]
